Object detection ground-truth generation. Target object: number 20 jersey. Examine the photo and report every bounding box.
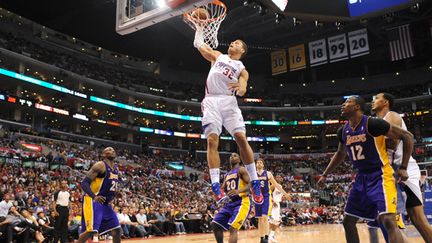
[341,115,389,172]
[89,161,119,204]
[205,54,245,96]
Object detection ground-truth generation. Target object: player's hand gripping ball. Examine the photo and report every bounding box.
[191,8,210,20]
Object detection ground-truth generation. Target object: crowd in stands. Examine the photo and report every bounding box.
[0,122,431,242]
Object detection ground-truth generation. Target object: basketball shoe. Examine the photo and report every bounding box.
[212,182,229,205]
[251,180,264,204]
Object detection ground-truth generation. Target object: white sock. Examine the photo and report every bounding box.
[245,163,259,181]
[269,231,275,237]
[209,168,220,184]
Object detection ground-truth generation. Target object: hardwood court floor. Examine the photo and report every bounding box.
[123,224,423,243]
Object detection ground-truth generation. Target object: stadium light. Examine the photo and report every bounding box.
[275,13,284,24]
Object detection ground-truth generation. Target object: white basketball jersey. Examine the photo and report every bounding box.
[205,54,245,96]
[272,188,283,204]
[384,112,419,171]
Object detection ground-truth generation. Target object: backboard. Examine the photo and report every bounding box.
[116,0,213,35]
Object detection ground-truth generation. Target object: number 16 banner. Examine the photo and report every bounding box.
[288,44,306,71]
[348,28,369,58]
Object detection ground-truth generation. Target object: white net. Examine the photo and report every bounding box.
[184,0,227,49]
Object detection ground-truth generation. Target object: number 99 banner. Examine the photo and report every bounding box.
[327,34,349,63]
[271,50,288,76]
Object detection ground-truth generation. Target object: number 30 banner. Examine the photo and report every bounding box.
[288,44,306,71]
[271,50,287,76]
[327,34,349,63]
[348,28,369,58]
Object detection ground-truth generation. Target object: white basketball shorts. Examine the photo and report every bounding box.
[269,203,281,225]
[201,95,246,138]
[403,165,422,208]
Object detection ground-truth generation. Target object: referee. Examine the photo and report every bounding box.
[52,180,70,243]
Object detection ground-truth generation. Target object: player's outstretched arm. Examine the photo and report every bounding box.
[237,167,251,193]
[317,141,347,187]
[368,117,414,181]
[194,31,221,63]
[228,69,249,96]
[267,171,288,196]
[384,111,403,150]
[81,161,106,202]
[385,124,414,178]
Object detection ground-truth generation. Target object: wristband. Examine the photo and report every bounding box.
[193,31,205,49]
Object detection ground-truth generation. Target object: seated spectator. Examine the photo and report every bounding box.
[135,207,164,236]
[37,211,54,241]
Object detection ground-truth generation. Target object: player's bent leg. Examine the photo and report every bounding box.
[229,227,238,243]
[233,132,254,166]
[269,222,279,243]
[233,132,263,204]
[378,214,406,243]
[368,226,380,243]
[207,133,221,169]
[342,214,360,243]
[207,132,227,203]
[77,231,96,243]
[407,205,432,243]
[212,222,224,243]
[111,227,121,243]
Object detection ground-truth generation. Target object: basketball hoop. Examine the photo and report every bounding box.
[184,0,227,49]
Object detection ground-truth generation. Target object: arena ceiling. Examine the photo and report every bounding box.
[0,0,431,75]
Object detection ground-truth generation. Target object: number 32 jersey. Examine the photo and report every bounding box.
[205,54,245,96]
[338,115,391,172]
[89,161,119,204]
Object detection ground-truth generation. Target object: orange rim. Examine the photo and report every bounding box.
[184,0,227,24]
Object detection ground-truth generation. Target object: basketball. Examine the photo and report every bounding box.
[191,8,209,20]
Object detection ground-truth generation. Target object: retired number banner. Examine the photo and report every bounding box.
[288,44,306,71]
[348,28,369,58]
[327,34,349,63]
[308,38,328,67]
[271,50,288,75]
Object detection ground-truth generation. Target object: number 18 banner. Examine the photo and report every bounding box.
[308,39,328,67]
[327,34,349,63]
[348,28,369,58]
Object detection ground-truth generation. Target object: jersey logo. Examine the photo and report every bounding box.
[346,134,367,145]
[109,173,119,180]
[225,173,238,180]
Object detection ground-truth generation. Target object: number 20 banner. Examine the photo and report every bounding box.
[327,34,349,63]
[348,28,369,58]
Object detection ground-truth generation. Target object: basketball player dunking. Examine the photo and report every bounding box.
[212,153,252,243]
[78,147,121,243]
[255,158,289,243]
[368,93,432,243]
[193,30,263,204]
[318,96,414,243]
